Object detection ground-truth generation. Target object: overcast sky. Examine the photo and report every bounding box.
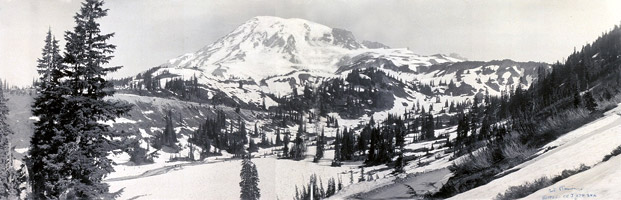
[1,0,621,87]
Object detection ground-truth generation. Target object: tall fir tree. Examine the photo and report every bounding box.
[31,1,132,198]
[28,28,72,199]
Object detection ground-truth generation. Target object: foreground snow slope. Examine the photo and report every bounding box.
[108,157,354,200]
[525,155,621,200]
[451,105,621,199]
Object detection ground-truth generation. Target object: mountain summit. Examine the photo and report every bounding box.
[165,16,369,80]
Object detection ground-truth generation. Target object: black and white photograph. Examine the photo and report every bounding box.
[1,0,620,199]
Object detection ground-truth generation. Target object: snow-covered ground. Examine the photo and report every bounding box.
[107,157,355,200]
[525,155,621,200]
[104,116,458,200]
[450,104,621,199]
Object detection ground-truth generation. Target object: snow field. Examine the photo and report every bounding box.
[107,157,355,200]
[525,155,621,199]
[450,105,621,199]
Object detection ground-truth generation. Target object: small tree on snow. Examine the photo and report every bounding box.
[325,178,335,197]
[240,153,260,200]
[358,167,366,182]
[313,129,324,162]
[337,177,343,191]
[349,170,354,184]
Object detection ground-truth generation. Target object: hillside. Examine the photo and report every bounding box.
[451,104,621,199]
[322,102,621,200]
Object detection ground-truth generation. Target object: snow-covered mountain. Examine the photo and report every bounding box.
[124,16,548,115]
[165,16,366,80]
[158,16,461,80]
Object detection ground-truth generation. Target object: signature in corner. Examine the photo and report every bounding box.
[544,185,597,199]
[548,185,583,193]
[558,186,582,191]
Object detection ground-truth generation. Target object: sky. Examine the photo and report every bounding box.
[1,0,621,87]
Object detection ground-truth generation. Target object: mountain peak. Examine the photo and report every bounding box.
[237,16,363,50]
[162,16,465,83]
[166,16,366,80]
[249,16,323,26]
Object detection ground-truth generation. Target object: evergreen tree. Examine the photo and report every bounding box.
[303,174,323,200]
[313,129,324,162]
[337,177,343,191]
[358,167,366,182]
[295,185,300,200]
[356,127,368,156]
[331,131,342,166]
[260,130,269,147]
[423,114,435,140]
[583,91,598,111]
[454,114,469,154]
[573,92,582,108]
[340,128,355,160]
[239,117,248,144]
[31,1,133,198]
[163,110,177,147]
[395,126,405,150]
[282,134,290,158]
[366,127,379,164]
[319,177,326,199]
[128,138,152,164]
[253,122,258,137]
[29,28,69,198]
[0,83,22,199]
[275,128,282,146]
[240,154,260,200]
[326,178,335,197]
[248,139,258,152]
[291,125,306,160]
[394,125,406,173]
[261,97,266,110]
